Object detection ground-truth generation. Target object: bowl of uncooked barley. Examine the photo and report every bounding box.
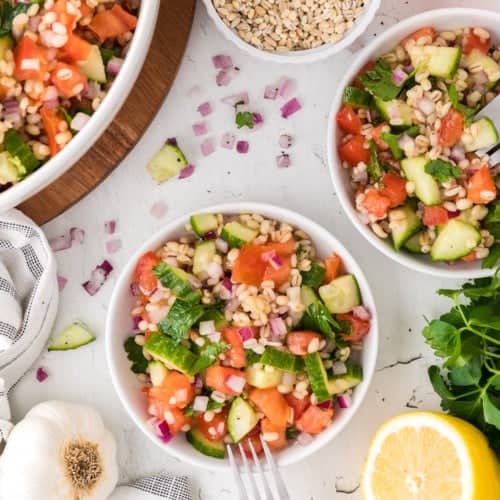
[202,0,381,64]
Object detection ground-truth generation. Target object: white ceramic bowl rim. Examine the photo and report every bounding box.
[0,0,160,213]
[327,8,500,279]
[106,202,379,471]
[201,0,381,63]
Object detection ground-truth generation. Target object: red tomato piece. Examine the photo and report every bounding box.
[14,36,48,81]
[361,189,391,219]
[148,371,195,409]
[232,244,269,286]
[380,172,408,208]
[285,393,311,421]
[324,254,342,283]
[222,327,246,369]
[467,165,497,204]
[205,366,245,396]
[372,123,390,151]
[88,6,135,41]
[248,388,290,428]
[51,62,87,98]
[296,405,334,435]
[40,106,66,157]
[265,239,296,256]
[439,110,464,147]
[195,409,228,441]
[337,313,371,343]
[261,417,287,450]
[401,27,436,48]
[336,105,362,134]
[110,4,138,31]
[339,135,370,166]
[423,206,449,226]
[61,34,92,63]
[262,255,291,288]
[286,331,324,356]
[133,251,161,295]
[463,32,491,55]
[462,250,478,262]
[240,433,264,457]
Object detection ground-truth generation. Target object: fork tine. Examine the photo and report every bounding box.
[247,438,273,500]
[227,444,249,500]
[238,442,261,500]
[489,146,500,167]
[260,436,291,500]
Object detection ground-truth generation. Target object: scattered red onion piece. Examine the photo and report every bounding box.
[221,133,236,150]
[106,239,122,254]
[236,140,249,154]
[221,277,233,292]
[36,367,48,383]
[104,220,117,234]
[216,70,231,87]
[392,67,408,85]
[338,394,352,409]
[155,420,173,443]
[166,137,178,146]
[130,282,141,296]
[252,112,264,126]
[107,56,124,76]
[212,54,233,70]
[276,154,290,168]
[269,317,287,337]
[150,201,167,218]
[278,77,294,98]
[49,233,72,252]
[201,138,215,156]
[279,134,292,149]
[203,231,217,241]
[179,164,195,179]
[70,227,85,244]
[194,375,203,390]
[264,84,279,100]
[238,326,254,342]
[281,97,302,118]
[352,305,371,321]
[197,101,212,117]
[57,275,67,291]
[448,210,460,219]
[318,400,333,409]
[82,260,113,296]
[192,121,208,136]
[221,92,249,107]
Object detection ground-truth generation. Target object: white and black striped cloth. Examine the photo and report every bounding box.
[111,474,192,499]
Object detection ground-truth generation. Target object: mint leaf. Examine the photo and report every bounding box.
[424,159,461,182]
[245,349,261,365]
[448,85,478,123]
[236,111,254,129]
[482,244,500,269]
[449,356,482,386]
[359,59,404,101]
[0,1,33,37]
[124,336,148,374]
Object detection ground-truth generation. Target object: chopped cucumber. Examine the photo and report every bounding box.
[304,353,331,403]
[401,156,441,206]
[342,86,374,108]
[300,285,321,309]
[458,208,480,228]
[375,98,413,127]
[199,308,228,331]
[147,143,188,184]
[407,45,461,78]
[319,275,361,315]
[389,204,422,250]
[48,322,96,351]
[260,348,304,373]
[193,241,216,276]
[430,219,481,262]
[0,36,13,61]
[463,117,499,152]
[4,129,40,174]
[0,151,20,184]
[220,221,258,248]
[144,333,197,375]
[153,263,200,303]
[245,363,282,388]
[464,49,500,84]
[228,397,258,442]
[190,213,218,236]
[404,232,424,254]
[78,45,106,83]
[148,361,168,387]
[187,427,225,458]
[328,364,363,395]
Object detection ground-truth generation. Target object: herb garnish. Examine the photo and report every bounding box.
[424,159,461,182]
[124,336,148,374]
[359,59,405,101]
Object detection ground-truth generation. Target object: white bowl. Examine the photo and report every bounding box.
[327,8,500,279]
[0,1,160,213]
[106,202,379,471]
[202,0,381,64]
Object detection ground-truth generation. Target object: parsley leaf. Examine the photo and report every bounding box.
[236,111,254,129]
[448,85,478,123]
[368,140,384,181]
[301,302,339,341]
[286,426,300,440]
[424,159,461,182]
[380,125,420,160]
[483,244,500,269]
[124,336,148,374]
[245,349,262,365]
[359,59,404,101]
[301,262,326,289]
[0,1,35,37]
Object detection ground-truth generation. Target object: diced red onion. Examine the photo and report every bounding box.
[208,332,221,343]
[221,277,233,292]
[338,394,352,409]
[353,305,371,321]
[332,361,347,375]
[179,164,195,179]
[106,238,122,254]
[192,121,208,136]
[49,233,72,252]
[297,432,313,446]
[252,112,263,126]
[403,62,414,73]
[417,97,435,116]
[473,70,488,86]
[155,420,173,443]
[221,92,249,107]
[318,400,333,409]
[193,395,209,412]
[225,375,246,393]
[264,84,279,100]
[450,145,465,163]
[206,261,223,279]
[150,201,168,218]
[149,288,164,303]
[148,306,169,324]
[104,220,116,234]
[269,317,287,338]
[107,56,124,77]
[2,98,21,122]
[82,260,113,296]
[36,367,48,383]
[278,77,294,98]
[215,238,229,254]
[201,138,215,156]
[221,133,236,149]
[83,81,100,99]
[262,250,282,269]
[358,213,370,225]
[279,134,292,149]
[70,227,85,244]
[197,101,212,117]
[199,320,216,336]
[70,112,90,131]
[132,315,142,330]
[188,277,203,290]
[130,282,141,296]
[57,275,67,291]
[212,54,233,70]
[447,210,460,219]
[166,137,178,146]
[238,326,254,342]
[225,297,240,313]
[281,97,302,118]
[276,154,290,168]
[194,375,203,390]
[42,98,58,110]
[392,67,408,85]
[203,231,217,241]
[236,140,249,154]
[216,70,231,87]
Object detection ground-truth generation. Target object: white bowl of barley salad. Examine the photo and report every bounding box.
[202,0,381,64]
[328,8,500,279]
[106,203,378,470]
[0,0,159,213]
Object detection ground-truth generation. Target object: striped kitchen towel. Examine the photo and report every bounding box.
[111,474,192,500]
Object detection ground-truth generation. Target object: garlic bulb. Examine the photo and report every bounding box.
[0,401,118,500]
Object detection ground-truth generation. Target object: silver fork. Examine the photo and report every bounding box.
[476,96,500,165]
[226,435,291,500]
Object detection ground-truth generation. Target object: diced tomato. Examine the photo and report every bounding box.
[195,409,228,441]
[463,32,491,55]
[352,60,376,89]
[240,432,264,457]
[467,165,497,204]
[146,392,190,434]
[286,331,323,356]
[248,388,290,428]
[232,245,269,286]
[372,123,390,151]
[462,250,478,262]
[133,251,161,295]
[163,407,189,434]
[336,105,362,134]
[88,5,136,41]
[285,393,310,421]
[148,371,195,409]
[205,366,245,396]
[51,62,87,98]
[111,4,138,30]
[222,327,246,369]
[339,135,370,166]
[423,206,449,226]
[439,110,464,147]
[324,254,342,283]
[265,239,296,256]
[261,417,287,450]
[14,36,48,81]
[380,172,407,208]
[401,27,436,48]
[61,34,92,63]
[296,405,333,435]
[361,189,391,219]
[337,313,371,343]
[40,106,66,157]
[79,2,94,19]
[262,255,291,288]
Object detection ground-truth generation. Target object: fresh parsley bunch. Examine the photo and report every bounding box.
[423,270,500,456]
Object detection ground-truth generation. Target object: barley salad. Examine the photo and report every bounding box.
[336,25,500,263]
[0,0,139,193]
[124,212,372,458]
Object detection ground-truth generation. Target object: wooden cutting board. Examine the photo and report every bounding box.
[19,0,196,225]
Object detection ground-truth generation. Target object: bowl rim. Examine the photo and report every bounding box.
[327,8,500,279]
[0,0,160,213]
[201,0,381,64]
[105,202,379,471]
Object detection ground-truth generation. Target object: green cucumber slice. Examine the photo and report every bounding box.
[328,364,363,395]
[408,45,461,78]
[48,322,96,351]
[430,219,481,262]
[190,213,219,236]
[463,117,499,152]
[228,397,258,442]
[245,363,282,389]
[199,308,228,331]
[220,221,258,248]
[389,204,422,250]
[187,427,225,458]
[78,44,106,83]
[144,333,197,375]
[4,129,40,174]
[148,361,168,387]
[404,232,424,254]
[401,156,441,206]
[464,49,500,84]
[260,348,304,373]
[300,285,321,309]
[0,36,13,61]
[375,98,413,126]
[304,353,331,403]
[0,151,20,184]
[319,275,361,314]
[153,263,200,303]
[147,143,188,184]
[193,241,216,276]
[342,86,374,108]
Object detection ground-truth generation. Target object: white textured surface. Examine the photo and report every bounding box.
[10,1,500,498]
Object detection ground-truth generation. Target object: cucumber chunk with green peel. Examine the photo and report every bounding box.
[404,232,424,254]
[375,98,413,126]
[304,353,331,403]
[408,45,461,78]
[300,285,321,309]
[389,204,422,250]
[190,214,218,236]
[147,143,188,184]
[464,49,500,84]
[430,220,481,262]
[4,129,40,174]
[199,308,228,331]
[319,275,361,315]
[260,348,304,373]
[153,263,200,303]
[78,45,106,83]
[144,333,197,375]
[463,117,499,152]
[193,241,216,276]
[245,363,282,388]
[220,221,258,248]
[148,361,168,387]
[187,427,225,458]
[0,36,13,61]
[0,152,21,184]
[328,364,363,395]
[228,397,258,442]
[401,156,441,206]
[48,322,96,351]
[342,86,374,108]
